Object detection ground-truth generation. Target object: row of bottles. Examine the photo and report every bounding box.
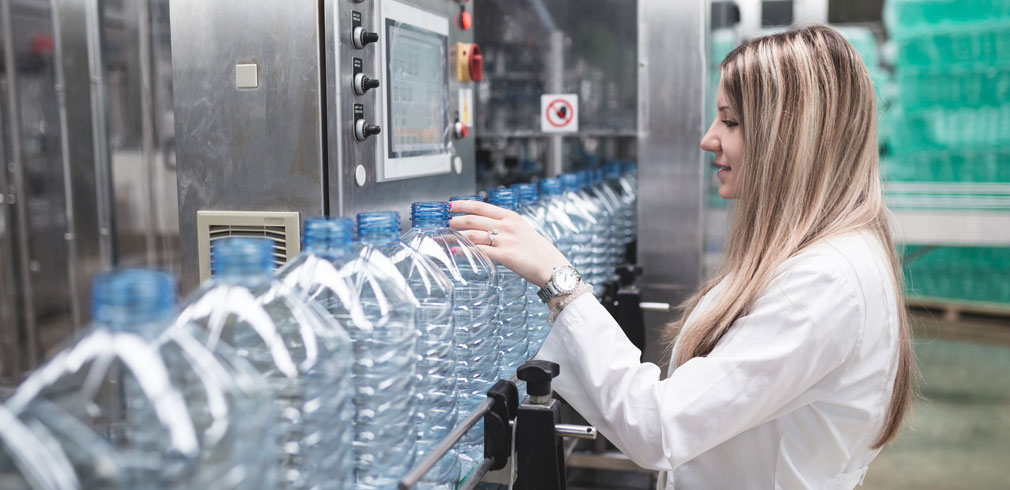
[0,162,637,490]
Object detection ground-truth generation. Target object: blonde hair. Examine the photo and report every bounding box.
[671,25,915,449]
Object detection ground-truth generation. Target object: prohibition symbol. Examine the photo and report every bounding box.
[546,99,574,127]
[541,93,579,133]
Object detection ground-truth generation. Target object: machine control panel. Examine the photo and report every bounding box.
[330,0,478,219]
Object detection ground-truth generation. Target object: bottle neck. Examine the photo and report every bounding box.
[411,217,449,229]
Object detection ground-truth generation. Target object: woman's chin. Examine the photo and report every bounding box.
[717,184,737,200]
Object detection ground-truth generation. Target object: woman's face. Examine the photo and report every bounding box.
[700,82,743,199]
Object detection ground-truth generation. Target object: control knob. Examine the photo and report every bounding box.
[453,120,469,139]
[353,73,380,95]
[354,119,381,141]
[352,27,379,49]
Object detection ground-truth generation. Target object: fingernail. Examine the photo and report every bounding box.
[447,202,453,210]
[449,247,458,254]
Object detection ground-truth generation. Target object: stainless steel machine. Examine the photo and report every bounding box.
[171,0,480,290]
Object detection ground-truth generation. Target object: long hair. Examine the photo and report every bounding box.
[670,25,915,449]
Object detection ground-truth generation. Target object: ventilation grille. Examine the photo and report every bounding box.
[197,211,301,282]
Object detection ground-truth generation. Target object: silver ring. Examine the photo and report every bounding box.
[488,228,499,246]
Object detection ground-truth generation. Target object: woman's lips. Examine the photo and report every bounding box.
[714,162,731,179]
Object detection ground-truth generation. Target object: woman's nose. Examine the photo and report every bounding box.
[700,128,720,153]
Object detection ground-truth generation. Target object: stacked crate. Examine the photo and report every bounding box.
[882,0,1010,184]
[884,0,1010,306]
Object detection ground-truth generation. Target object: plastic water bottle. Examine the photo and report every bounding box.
[6,268,246,489]
[581,169,621,279]
[0,404,82,490]
[177,238,353,490]
[545,176,595,289]
[401,202,499,472]
[486,189,529,382]
[618,162,639,250]
[355,211,459,489]
[511,183,552,356]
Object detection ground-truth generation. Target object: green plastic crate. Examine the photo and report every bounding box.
[901,245,1010,304]
[886,105,1010,154]
[882,148,1010,183]
[896,64,1010,110]
[885,0,1010,39]
[837,26,882,68]
[892,22,1010,68]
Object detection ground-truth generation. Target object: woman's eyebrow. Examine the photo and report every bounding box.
[718,106,731,112]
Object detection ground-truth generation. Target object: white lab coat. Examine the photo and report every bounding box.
[535,231,900,489]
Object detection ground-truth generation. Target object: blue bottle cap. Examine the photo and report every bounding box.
[511,183,538,207]
[539,178,563,197]
[560,173,580,192]
[411,201,450,228]
[303,217,354,256]
[357,211,400,244]
[488,188,518,211]
[212,237,274,279]
[91,268,175,328]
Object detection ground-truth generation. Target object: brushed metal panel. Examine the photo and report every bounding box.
[53,0,116,327]
[171,0,326,291]
[1,0,78,379]
[327,0,476,221]
[636,0,708,368]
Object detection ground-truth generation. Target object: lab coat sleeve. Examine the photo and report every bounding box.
[533,256,864,471]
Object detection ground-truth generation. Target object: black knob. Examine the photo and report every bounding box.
[360,30,378,46]
[352,27,379,49]
[517,360,560,397]
[353,74,381,95]
[354,119,381,141]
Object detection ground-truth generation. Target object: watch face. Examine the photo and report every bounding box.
[554,267,579,291]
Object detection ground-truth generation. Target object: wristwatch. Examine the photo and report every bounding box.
[537,265,582,304]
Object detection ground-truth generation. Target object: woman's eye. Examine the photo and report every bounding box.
[722,119,739,128]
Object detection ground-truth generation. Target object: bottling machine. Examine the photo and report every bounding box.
[171,0,480,290]
[169,0,708,487]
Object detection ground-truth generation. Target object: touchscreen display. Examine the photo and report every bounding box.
[386,20,449,158]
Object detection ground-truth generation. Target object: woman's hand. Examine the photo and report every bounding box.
[448,200,571,287]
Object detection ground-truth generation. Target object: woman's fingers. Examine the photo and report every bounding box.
[447,200,512,219]
[450,214,502,233]
[459,229,490,246]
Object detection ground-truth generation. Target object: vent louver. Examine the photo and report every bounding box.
[197,211,301,281]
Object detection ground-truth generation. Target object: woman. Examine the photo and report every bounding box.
[449,25,915,489]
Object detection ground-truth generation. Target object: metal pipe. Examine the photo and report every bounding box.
[556,424,597,440]
[398,398,493,489]
[3,0,39,371]
[457,458,494,490]
[137,0,158,266]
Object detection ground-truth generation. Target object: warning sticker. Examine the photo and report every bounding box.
[459,87,473,125]
[541,94,578,133]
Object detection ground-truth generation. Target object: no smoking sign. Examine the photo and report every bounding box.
[541,94,579,133]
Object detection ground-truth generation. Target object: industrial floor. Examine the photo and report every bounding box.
[567,310,1010,490]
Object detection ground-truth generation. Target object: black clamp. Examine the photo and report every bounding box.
[483,379,519,471]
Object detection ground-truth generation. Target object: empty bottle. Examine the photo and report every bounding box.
[356,211,459,489]
[402,201,499,472]
[177,238,353,490]
[541,176,594,290]
[486,189,529,382]
[0,404,81,490]
[7,269,210,489]
[511,183,553,356]
[280,217,417,489]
